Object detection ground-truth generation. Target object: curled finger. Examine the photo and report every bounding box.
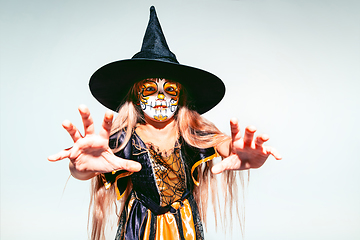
[118,159,142,172]
[211,155,240,174]
[230,118,242,141]
[99,110,114,139]
[62,120,82,142]
[244,126,256,146]
[255,134,269,148]
[48,149,71,162]
[265,146,282,160]
[78,105,95,136]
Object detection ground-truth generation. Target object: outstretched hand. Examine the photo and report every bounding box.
[48,105,141,180]
[212,118,282,174]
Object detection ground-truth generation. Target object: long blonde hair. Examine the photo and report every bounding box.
[89,79,245,239]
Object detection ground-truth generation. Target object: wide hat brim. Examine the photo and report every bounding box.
[89,58,225,114]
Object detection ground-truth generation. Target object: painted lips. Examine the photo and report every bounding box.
[153,105,168,109]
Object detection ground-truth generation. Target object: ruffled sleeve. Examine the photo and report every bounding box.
[191,147,220,186]
[181,140,219,186]
[190,147,219,186]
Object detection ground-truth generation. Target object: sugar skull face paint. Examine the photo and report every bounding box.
[138,79,180,121]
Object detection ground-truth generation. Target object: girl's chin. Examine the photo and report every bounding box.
[144,113,175,123]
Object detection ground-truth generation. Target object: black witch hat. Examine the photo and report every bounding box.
[89,6,225,114]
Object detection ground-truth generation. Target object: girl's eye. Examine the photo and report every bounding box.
[165,87,174,91]
[142,82,158,96]
[146,87,155,91]
[164,82,179,96]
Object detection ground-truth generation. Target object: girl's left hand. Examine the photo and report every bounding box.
[212,118,282,174]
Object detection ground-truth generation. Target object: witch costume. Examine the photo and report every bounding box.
[89,6,226,240]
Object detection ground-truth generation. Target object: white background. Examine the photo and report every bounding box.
[1,0,359,239]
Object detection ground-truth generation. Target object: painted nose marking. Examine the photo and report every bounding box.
[157,93,165,100]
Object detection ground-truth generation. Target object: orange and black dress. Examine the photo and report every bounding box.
[101,131,218,240]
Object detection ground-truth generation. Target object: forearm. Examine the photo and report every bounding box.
[69,162,98,180]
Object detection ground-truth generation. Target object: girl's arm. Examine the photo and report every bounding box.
[213,118,282,174]
[48,105,142,180]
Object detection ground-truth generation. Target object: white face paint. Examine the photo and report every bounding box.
[138,79,180,122]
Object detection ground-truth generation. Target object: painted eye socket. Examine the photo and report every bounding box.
[164,82,179,96]
[142,82,158,96]
[165,86,174,92]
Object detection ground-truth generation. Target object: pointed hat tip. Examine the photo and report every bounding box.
[149,6,157,18]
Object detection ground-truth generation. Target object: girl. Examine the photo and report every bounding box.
[48,6,281,240]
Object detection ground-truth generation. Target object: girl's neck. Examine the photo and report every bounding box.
[136,115,178,151]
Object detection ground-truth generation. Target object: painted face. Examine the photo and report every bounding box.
[138,79,180,121]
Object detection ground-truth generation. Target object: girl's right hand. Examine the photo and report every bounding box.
[48,105,142,180]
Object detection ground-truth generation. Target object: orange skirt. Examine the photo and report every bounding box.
[115,193,204,240]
